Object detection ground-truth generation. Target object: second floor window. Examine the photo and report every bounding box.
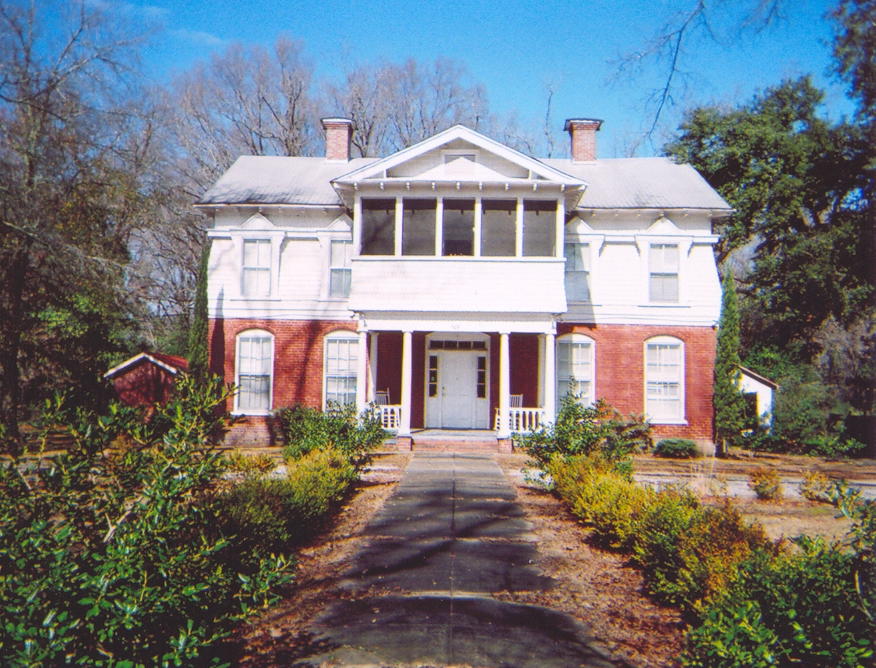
[564,242,591,302]
[649,243,679,302]
[242,239,271,297]
[329,240,352,297]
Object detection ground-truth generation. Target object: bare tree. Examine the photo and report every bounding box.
[612,0,785,149]
[325,57,492,156]
[0,1,155,438]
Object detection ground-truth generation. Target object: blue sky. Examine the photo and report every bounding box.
[117,0,851,157]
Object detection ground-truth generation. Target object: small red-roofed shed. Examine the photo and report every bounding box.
[104,352,189,407]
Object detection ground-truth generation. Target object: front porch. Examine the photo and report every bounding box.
[354,324,558,444]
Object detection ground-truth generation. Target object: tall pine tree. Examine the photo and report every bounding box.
[187,243,210,381]
[714,270,747,456]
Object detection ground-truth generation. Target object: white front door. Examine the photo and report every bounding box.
[425,349,489,429]
[440,352,477,428]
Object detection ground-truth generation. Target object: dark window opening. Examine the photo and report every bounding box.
[361,198,395,255]
[442,198,474,256]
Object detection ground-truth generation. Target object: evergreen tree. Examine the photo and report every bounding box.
[714,270,747,455]
[187,243,210,381]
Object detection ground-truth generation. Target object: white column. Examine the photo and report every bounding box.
[498,332,511,437]
[352,194,362,254]
[368,332,379,402]
[544,330,556,423]
[435,198,444,256]
[399,330,413,436]
[394,196,403,256]
[473,195,482,256]
[555,197,565,258]
[515,198,524,257]
[537,334,545,408]
[356,328,369,414]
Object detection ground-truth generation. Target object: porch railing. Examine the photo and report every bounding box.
[375,404,402,431]
[494,407,546,433]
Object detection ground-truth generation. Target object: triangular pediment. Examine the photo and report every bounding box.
[241,212,275,230]
[645,216,684,235]
[327,215,352,232]
[332,125,584,187]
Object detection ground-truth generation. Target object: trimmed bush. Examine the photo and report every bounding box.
[217,446,357,555]
[799,469,832,502]
[654,438,700,459]
[515,396,651,472]
[749,467,784,500]
[277,402,386,464]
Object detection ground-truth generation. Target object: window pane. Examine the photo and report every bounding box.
[325,336,358,407]
[442,198,474,256]
[645,342,682,420]
[557,339,593,405]
[330,240,351,266]
[481,199,516,256]
[402,199,436,255]
[523,200,556,256]
[244,239,270,268]
[650,274,679,302]
[330,268,351,297]
[361,199,395,255]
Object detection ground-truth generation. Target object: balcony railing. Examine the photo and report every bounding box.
[349,256,566,314]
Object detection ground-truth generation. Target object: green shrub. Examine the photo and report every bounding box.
[0,378,293,666]
[217,446,357,555]
[749,467,784,500]
[799,469,832,502]
[654,438,700,458]
[684,540,874,667]
[224,449,277,476]
[515,396,650,472]
[277,402,386,464]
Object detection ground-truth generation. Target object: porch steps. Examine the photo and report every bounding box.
[403,430,505,453]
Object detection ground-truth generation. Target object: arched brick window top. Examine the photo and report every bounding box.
[234,329,274,414]
[323,330,358,409]
[643,335,685,423]
[557,333,596,408]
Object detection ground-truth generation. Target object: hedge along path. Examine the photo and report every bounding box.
[240,451,683,667]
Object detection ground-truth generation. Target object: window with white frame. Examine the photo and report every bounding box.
[324,332,358,407]
[329,240,352,297]
[235,330,273,412]
[649,243,679,302]
[564,242,591,302]
[242,239,271,297]
[645,337,684,422]
[557,334,595,407]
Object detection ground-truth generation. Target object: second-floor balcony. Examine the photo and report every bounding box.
[348,255,567,314]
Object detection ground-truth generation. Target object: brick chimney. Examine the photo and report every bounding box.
[321,117,354,161]
[564,118,602,162]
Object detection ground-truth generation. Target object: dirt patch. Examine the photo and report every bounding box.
[496,454,685,668]
[234,452,410,666]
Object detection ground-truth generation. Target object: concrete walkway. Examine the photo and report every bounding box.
[296,453,626,667]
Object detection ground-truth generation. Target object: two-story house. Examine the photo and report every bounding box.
[198,117,731,449]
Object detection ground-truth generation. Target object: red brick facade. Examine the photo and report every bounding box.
[211,318,716,443]
[557,323,716,441]
[208,318,357,413]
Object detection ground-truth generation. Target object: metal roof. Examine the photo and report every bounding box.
[542,157,732,211]
[198,152,731,212]
[197,156,378,206]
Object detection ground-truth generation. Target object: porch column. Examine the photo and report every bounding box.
[514,198,524,257]
[399,330,413,437]
[537,333,546,408]
[434,198,444,256]
[356,328,369,414]
[497,331,511,438]
[555,197,565,258]
[393,196,403,256]
[543,330,556,424]
[368,332,379,402]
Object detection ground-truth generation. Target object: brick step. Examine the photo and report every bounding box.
[411,439,502,453]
